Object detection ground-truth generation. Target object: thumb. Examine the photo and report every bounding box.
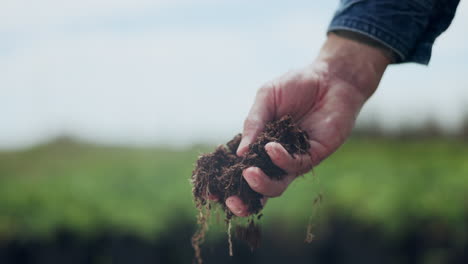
[237,85,275,156]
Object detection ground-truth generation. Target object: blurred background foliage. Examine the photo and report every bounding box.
[1,129,467,263]
[1,1,467,263]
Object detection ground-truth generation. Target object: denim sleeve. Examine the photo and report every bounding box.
[327,0,460,64]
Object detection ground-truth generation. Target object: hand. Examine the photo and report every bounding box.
[225,33,391,217]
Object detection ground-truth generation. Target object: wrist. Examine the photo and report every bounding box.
[314,33,390,100]
[331,30,397,63]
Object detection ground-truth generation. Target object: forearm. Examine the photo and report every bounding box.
[314,33,391,100]
[328,0,461,65]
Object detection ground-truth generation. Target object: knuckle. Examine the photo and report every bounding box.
[252,179,278,197]
[270,150,289,170]
[264,180,286,197]
[296,155,313,174]
[276,153,289,168]
[310,152,325,167]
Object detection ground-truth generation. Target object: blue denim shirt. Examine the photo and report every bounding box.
[328,0,460,64]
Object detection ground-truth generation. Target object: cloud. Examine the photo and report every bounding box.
[0,0,467,149]
[0,0,223,33]
[0,3,334,148]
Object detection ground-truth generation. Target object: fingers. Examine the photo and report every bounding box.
[225,196,250,217]
[242,167,290,197]
[265,142,313,175]
[237,85,275,156]
[227,163,293,217]
[225,195,268,217]
[230,142,312,217]
[307,140,330,167]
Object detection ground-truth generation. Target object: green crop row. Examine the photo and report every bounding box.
[0,138,467,241]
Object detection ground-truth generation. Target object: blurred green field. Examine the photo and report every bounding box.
[0,137,467,242]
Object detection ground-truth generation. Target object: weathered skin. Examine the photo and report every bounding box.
[225,33,391,217]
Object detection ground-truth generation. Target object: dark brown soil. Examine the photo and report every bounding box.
[192,115,310,216]
[191,115,310,261]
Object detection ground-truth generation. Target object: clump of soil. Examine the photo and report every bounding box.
[191,115,310,261]
[192,115,310,215]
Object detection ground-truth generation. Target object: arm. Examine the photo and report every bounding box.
[227,33,390,216]
[328,0,461,64]
[226,0,461,217]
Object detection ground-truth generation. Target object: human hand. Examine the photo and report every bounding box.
[225,33,391,217]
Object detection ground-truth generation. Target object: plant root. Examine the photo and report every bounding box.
[191,204,210,264]
[227,220,233,257]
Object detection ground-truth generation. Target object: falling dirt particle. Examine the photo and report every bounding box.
[305,216,315,243]
[257,213,263,220]
[235,219,262,251]
[191,204,211,264]
[227,220,233,256]
[305,192,323,244]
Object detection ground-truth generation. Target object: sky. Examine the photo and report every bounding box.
[1,0,467,149]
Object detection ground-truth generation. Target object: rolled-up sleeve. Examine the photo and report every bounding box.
[328,0,460,64]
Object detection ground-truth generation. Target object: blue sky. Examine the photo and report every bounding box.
[1,0,467,149]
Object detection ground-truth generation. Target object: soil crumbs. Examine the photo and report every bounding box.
[191,115,310,263]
